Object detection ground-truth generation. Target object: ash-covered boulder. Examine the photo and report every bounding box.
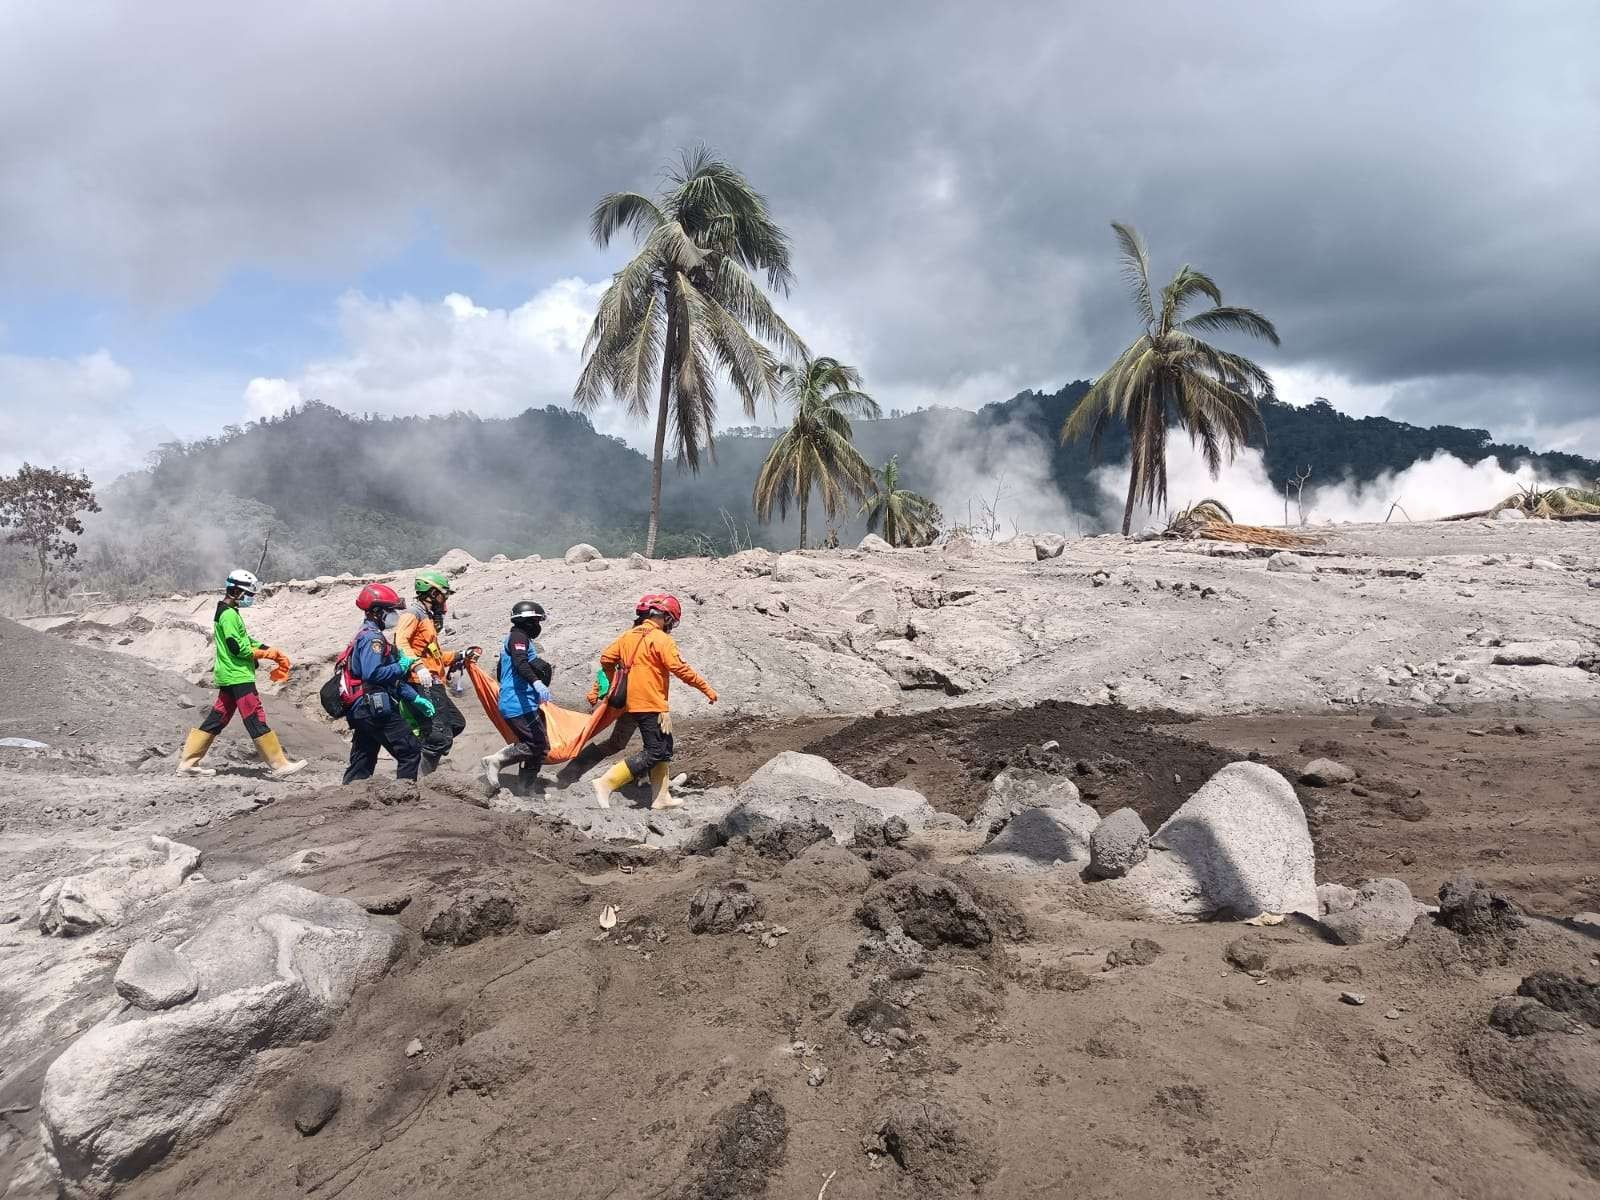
[1517,971,1600,1029]
[114,942,199,1011]
[721,752,935,846]
[422,888,517,946]
[41,882,402,1197]
[857,533,893,552]
[1435,874,1525,964]
[976,805,1098,872]
[970,767,1085,833]
[1088,808,1150,879]
[1032,533,1067,560]
[38,837,201,937]
[1300,758,1357,787]
[688,881,761,934]
[863,1096,997,1196]
[1096,762,1318,920]
[563,543,601,564]
[1319,877,1419,945]
[434,547,478,575]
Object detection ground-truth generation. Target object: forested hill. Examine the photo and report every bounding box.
[68,394,1598,597]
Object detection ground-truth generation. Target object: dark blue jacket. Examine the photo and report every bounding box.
[349,620,419,719]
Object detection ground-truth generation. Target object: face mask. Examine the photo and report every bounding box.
[382,610,399,631]
[238,594,255,608]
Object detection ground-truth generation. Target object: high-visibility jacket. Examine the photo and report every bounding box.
[394,601,454,680]
[212,603,259,687]
[597,624,713,714]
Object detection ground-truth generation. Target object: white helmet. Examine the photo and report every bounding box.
[225,568,259,595]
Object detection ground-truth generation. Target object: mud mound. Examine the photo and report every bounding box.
[681,1088,788,1200]
[800,699,1237,824]
[0,615,343,765]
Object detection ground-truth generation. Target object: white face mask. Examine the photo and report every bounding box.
[381,610,400,631]
[238,594,255,608]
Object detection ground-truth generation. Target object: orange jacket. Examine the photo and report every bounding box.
[594,623,715,713]
[395,604,455,680]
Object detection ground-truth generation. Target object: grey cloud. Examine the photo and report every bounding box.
[1,0,1596,450]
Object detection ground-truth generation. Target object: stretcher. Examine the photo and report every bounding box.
[465,660,619,763]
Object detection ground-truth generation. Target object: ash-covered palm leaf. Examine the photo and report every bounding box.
[860,455,941,547]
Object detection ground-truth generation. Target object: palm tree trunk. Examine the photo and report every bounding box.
[644,304,678,558]
[798,489,808,550]
[1121,468,1138,536]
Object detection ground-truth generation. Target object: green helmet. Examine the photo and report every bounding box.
[414,570,453,598]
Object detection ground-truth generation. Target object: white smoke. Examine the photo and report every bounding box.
[1092,438,1581,529]
[924,415,1088,537]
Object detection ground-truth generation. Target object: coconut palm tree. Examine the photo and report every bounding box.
[1063,222,1280,535]
[575,148,805,556]
[753,356,881,549]
[861,455,941,547]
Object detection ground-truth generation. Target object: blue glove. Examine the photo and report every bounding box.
[411,695,436,719]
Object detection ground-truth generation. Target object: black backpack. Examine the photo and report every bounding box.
[318,637,363,718]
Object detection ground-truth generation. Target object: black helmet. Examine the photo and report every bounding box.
[510,600,546,629]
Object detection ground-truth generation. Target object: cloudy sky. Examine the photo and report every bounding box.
[2,1,1596,479]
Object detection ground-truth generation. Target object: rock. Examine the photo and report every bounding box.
[1113,762,1318,920]
[1494,507,1526,521]
[114,942,199,1011]
[743,819,834,862]
[1032,533,1066,560]
[488,553,509,564]
[450,1022,536,1096]
[38,836,201,936]
[422,888,517,946]
[626,552,651,570]
[563,543,602,564]
[1492,640,1586,668]
[977,804,1099,872]
[1466,1029,1600,1176]
[1436,874,1525,963]
[1341,991,1367,1006]
[971,767,1085,832]
[1266,551,1317,574]
[863,1098,997,1196]
[1320,877,1419,945]
[1300,757,1357,786]
[683,1088,788,1199]
[1371,713,1404,730]
[688,881,760,933]
[1318,882,1358,915]
[1517,972,1600,1029]
[293,1084,341,1136]
[356,890,411,915]
[1088,808,1151,879]
[584,560,609,572]
[434,547,478,575]
[1573,912,1600,934]
[858,873,993,952]
[1225,934,1272,973]
[806,1066,827,1087]
[872,639,972,695]
[722,752,937,846]
[405,1037,425,1058]
[857,533,893,552]
[1105,938,1163,969]
[1491,997,1580,1038]
[40,883,402,1196]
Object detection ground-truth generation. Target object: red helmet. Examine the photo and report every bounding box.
[635,593,682,626]
[356,582,403,613]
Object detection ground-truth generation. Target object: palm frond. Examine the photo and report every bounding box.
[1179,304,1280,346]
[1111,221,1155,328]
[590,191,665,247]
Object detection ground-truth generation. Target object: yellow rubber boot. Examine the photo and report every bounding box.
[592,761,632,809]
[648,763,680,810]
[175,729,217,777]
[253,731,307,780]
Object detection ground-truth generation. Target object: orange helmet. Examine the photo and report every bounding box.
[635,593,682,627]
[356,582,403,613]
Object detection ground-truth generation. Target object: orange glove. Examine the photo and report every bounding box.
[268,649,291,683]
[586,686,600,708]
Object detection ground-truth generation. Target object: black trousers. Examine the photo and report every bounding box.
[418,683,466,764]
[504,712,549,768]
[623,712,673,778]
[344,705,423,783]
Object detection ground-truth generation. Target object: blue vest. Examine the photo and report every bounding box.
[497,635,548,718]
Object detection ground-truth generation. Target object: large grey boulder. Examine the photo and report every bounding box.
[857,533,893,552]
[971,768,1084,832]
[563,543,602,564]
[1319,877,1418,944]
[41,882,402,1198]
[434,547,478,575]
[1101,762,1318,920]
[1088,808,1150,879]
[1032,533,1066,560]
[976,804,1099,872]
[114,942,199,1011]
[1266,551,1316,574]
[721,752,935,846]
[38,837,201,937]
[1300,758,1357,786]
[1492,640,1586,668]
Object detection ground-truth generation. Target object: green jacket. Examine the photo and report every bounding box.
[213,603,259,687]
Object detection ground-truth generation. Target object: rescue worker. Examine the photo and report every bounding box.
[342,582,431,783]
[480,600,554,791]
[177,568,305,779]
[586,593,717,810]
[393,570,473,775]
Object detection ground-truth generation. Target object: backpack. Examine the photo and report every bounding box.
[317,636,366,718]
